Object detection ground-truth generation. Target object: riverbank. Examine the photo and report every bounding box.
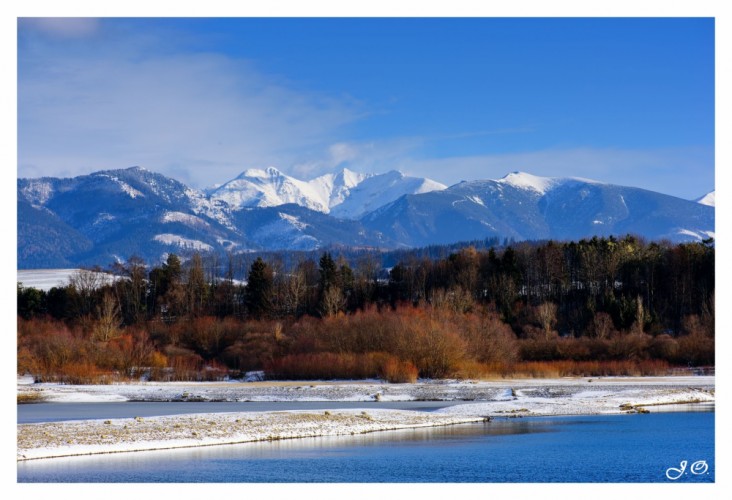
[17,409,485,461]
[17,376,714,461]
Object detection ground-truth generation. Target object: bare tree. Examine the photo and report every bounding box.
[320,286,346,317]
[94,292,121,342]
[430,287,474,314]
[592,311,615,339]
[280,268,306,317]
[634,294,645,336]
[69,268,104,315]
[536,301,558,340]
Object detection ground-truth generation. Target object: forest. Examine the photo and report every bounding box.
[17,235,715,383]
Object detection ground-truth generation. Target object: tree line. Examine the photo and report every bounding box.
[17,235,714,383]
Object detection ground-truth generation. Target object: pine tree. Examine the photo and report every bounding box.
[318,252,338,291]
[246,257,273,319]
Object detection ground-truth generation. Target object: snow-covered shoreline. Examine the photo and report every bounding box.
[17,376,714,461]
[17,409,485,461]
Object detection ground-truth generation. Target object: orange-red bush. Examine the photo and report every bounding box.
[379,356,418,383]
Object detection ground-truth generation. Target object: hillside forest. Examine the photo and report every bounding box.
[17,236,715,383]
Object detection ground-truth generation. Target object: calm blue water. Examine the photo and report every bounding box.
[18,410,714,483]
[17,401,464,424]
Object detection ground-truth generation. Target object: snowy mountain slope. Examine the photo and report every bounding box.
[17,168,715,268]
[696,191,715,207]
[18,198,94,268]
[330,170,447,219]
[17,167,241,267]
[362,172,715,247]
[209,167,330,212]
[307,168,372,209]
[208,167,446,218]
[17,167,397,266]
[230,204,395,251]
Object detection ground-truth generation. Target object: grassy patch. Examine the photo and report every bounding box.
[17,391,45,404]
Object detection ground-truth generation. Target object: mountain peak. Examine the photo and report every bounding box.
[338,167,357,176]
[332,167,370,185]
[18,166,716,268]
[498,171,557,194]
[385,170,405,179]
[210,167,445,218]
[696,191,715,207]
[237,166,284,179]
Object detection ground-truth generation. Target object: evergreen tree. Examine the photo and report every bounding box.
[246,257,274,319]
[186,253,207,316]
[318,252,338,291]
[17,283,46,319]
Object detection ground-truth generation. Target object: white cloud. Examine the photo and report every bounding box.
[18,31,361,188]
[16,20,715,201]
[19,18,101,39]
[328,143,359,165]
[291,137,424,179]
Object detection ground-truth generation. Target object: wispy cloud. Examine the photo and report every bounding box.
[17,19,714,201]
[291,137,424,179]
[19,18,101,39]
[18,21,362,188]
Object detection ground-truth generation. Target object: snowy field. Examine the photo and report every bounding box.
[17,376,714,461]
[17,269,79,291]
[17,269,120,291]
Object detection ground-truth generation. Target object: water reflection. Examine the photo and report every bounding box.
[642,402,715,413]
[18,412,715,483]
[18,420,550,476]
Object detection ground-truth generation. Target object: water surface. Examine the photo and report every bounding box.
[18,401,463,424]
[18,411,714,483]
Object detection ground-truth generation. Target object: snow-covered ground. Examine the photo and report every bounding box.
[17,376,714,461]
[17,269,120,291]
[17,409,484,461]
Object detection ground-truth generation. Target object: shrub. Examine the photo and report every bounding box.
[500,359,670,378]
[607,334,651,360]
[460,311,518,364]
[452,360,505,380]
[53,362,117,384]
[648,334,679,362]
[379,356,418,383]
[675,333,714,366]
[265,352,382,380]
[519,339,561,361]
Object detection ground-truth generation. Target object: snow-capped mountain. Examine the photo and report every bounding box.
[696,191,715,207]
[208,167,446,218]
[363,172,715,247]
[329,170,447,219]
[17,167,238,267]
[17,167,395,267]
[307,168,372,210]
[17,168,715,269]
[209,167,331,212]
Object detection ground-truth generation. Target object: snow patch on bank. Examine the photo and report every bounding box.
[18,376,715,404]
[18,409,483,461]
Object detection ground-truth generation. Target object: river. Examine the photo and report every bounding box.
[17,400,466,423]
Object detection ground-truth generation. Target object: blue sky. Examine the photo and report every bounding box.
[17,16,715,199]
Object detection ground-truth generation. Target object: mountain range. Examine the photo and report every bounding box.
[17,166,715,268]
[208,167,446,219]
